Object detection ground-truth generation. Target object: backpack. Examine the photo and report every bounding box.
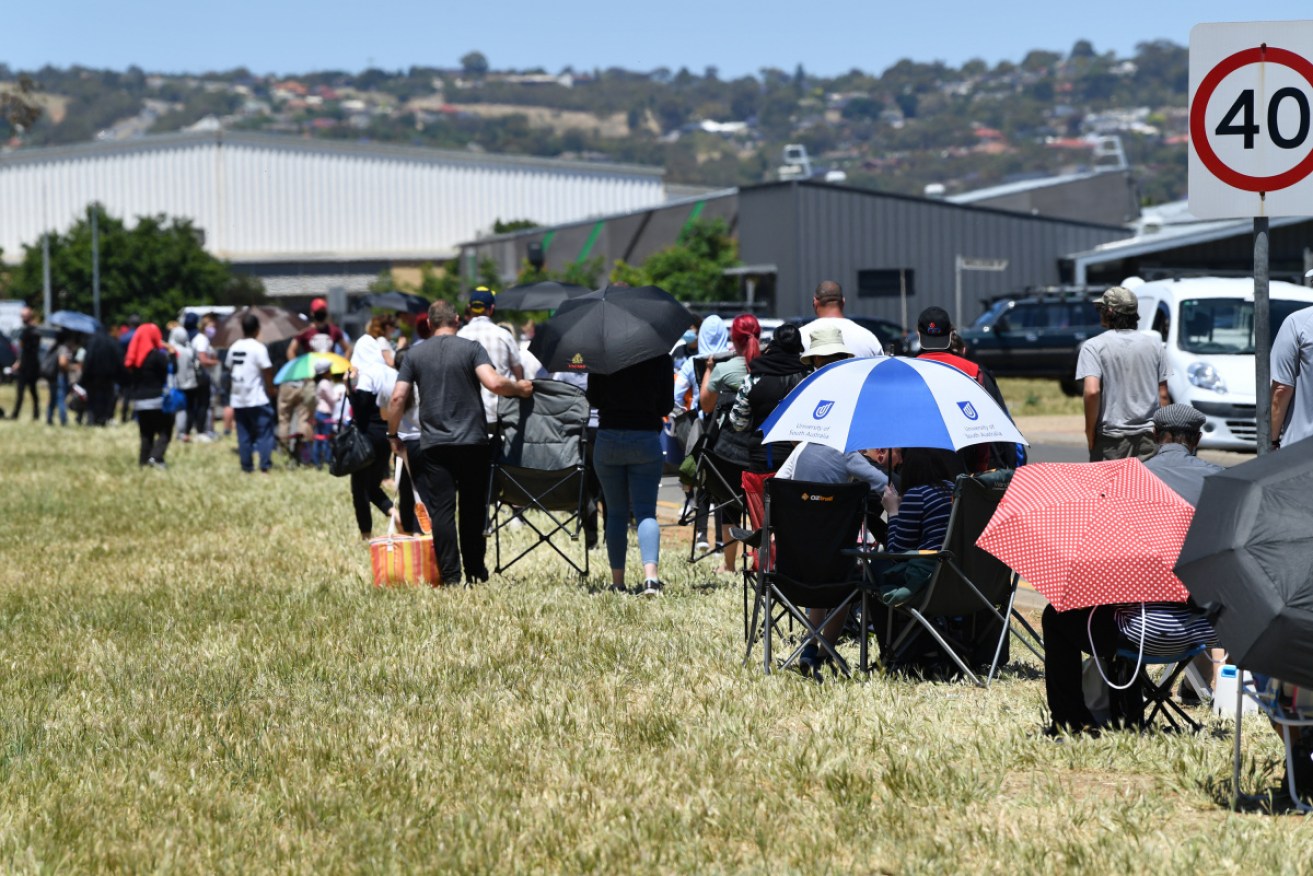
[40,346,60,382]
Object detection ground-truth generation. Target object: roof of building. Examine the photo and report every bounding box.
[946,169,1107,204]
[0,129,664,179]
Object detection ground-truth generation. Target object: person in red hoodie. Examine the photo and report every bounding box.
[915,306,1017,470]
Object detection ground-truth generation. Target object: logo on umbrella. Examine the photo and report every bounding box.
[813,400,835,420]
[957,401,978,421]
[569,353,585,371]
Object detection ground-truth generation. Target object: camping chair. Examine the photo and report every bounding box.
[743,479,869,677]
[737,470,775,642]
[685,412,749,565]
[1237,676,1313,812]
[1111,644,1209,733]
[487,379,591,577]
[868,471,1044,687]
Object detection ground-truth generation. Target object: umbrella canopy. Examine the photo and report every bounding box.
[528,285,695,375]
[213,306,309,348]
[977,459,1194,612]
[496,281,592,312]
[760,356,1027,453]
[355,291,430,314]
[1176,441,1313,688]
[274,351,352,385]
[48,310,101,334]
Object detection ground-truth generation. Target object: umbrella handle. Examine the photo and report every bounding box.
[1087,603,1145,691]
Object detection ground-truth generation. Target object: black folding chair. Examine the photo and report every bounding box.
[1112,643,1209,734]
[686,401,749,564]
[487,379,591,577]
[868,471,1044,687]
[744,479,869,677]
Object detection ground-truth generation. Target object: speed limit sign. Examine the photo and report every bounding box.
[1190,21,1313,218]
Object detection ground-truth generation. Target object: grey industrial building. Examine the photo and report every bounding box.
[461,179,1129,325]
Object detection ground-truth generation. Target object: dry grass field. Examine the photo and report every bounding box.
[0,419,1309,873]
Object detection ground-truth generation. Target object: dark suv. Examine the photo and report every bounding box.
[958,294,1103,395]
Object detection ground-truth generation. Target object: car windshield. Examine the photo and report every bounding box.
[971,300,1011,328]
[1177,297,1311,354]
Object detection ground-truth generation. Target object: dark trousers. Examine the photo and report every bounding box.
[234,403,275,472]
[180,386,202,436]
[12,373,39,420]
[87,382,116,426]
[415,443,491,585]
[397,439,423,534]
[136,409,172,465]
[1042,605,1144,731]
[350,430,393,535]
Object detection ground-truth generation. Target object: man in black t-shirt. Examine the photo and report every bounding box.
[387,300,532,585]
[11,307,40,420]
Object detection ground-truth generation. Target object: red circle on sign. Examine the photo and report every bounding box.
[1190,46,1313,192]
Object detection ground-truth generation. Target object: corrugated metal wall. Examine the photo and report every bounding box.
[0,133,665,263]
[740,182,1129,324]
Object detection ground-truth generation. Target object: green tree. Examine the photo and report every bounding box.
[608,218,738,302]
[492,218,538,234]
[460,51,490,77]
[2,203,263,325]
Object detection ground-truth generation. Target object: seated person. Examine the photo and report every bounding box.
[1252,674,1313,804]
[873,447,965,607]
[1041,600,1215,735]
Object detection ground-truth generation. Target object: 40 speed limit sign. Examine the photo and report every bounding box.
[1190,21,1313,218]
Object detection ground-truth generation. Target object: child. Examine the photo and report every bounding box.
[311,359,340,469]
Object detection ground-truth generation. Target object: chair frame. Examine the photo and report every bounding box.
[1232,676,1313,812]
[486,383,591,578]
[864,473,1044,687]
[743,479,869,678]
[1112,644,1208,734]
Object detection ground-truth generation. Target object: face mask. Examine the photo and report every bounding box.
[204,326,216,339]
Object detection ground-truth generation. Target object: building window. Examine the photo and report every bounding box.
[857,269,915,298]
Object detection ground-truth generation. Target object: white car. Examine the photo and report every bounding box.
[1127,276,1313,450]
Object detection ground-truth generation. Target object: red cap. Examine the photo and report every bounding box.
[310,297,328,312]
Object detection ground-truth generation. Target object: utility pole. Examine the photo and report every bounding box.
[91,205,101,324]
[41,232,51,318]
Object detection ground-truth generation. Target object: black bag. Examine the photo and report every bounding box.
[328,386,375,477]
[40,345,60,382]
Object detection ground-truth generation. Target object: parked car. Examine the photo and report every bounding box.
[1129,276,1313,450]
[957,293,1103,395]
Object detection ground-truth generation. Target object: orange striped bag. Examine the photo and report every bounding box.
[368,458,441,587]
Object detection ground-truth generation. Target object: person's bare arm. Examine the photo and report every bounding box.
[1158,381,1170,407]
[1083,375,1102,451]
[477,363,532,398]
[387,378,411,448]
[699,364,718,415]
[1272,381,1295,446]
[261,367,275,404]
[286,337,301,360]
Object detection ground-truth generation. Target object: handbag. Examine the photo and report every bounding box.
[368,458,441,587]
[161,360,187,415]
[329,384,375,477]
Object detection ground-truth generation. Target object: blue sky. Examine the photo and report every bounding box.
[9,2,1313,78]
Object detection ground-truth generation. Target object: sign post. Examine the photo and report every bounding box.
[953,256,1009,329]
[1190,21,1313,455]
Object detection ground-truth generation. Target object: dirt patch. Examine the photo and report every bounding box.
[445,102,631,137]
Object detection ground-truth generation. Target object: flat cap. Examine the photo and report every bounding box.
[1154,403,1206,432]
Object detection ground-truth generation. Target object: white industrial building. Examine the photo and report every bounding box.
[0,131,666,296]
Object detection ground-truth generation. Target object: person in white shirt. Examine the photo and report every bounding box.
[799,280,885,359]
[225,313,275,473]
[456,287,523,430]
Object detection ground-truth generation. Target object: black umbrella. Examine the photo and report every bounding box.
[1175,440,1313,688]
[496,281,592,312]
[528,285,695,375]
[356,291,431,314]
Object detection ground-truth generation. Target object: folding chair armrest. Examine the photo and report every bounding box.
[843,548,951,562]
[728,526,761,548]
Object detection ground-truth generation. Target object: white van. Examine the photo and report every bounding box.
[1126,276,1313,450]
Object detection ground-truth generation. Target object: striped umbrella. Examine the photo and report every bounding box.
[760,356,1027,453]
[275,352,351,384]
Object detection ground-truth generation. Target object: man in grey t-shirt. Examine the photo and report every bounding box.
[1075,286,1168,462]
[387,300,533,585]
[1270,303,1313,450]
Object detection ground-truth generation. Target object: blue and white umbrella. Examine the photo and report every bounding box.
[760,356,1028,453]
[48,310,102,335]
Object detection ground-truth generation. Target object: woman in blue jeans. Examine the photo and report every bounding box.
[587,353,674,595]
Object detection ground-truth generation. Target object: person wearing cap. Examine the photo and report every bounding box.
[916,305,1017,471]
[1075,286,1168,463]
[457,286,524,431]
[1143,403,1223,507]
[800,280,884,359]
[288,297,352,360]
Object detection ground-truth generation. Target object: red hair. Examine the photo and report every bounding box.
[731,314,761,366]
[124,323,164,369]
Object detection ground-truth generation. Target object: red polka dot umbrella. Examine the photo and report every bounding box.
[975,458,1194,612]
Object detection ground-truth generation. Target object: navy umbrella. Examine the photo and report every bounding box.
[528,285,695,375]
[355,291,430,314]
[1176,440,1313,689]
[496,281,592,312]
[48,310,102,335]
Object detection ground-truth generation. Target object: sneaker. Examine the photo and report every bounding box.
[146,458,167,470]
[695,540,710,552]
[196,432,215,443]
[639,579,664,597]
[607,582,632,595]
